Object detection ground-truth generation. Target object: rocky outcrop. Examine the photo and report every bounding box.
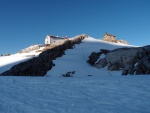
[19,44,41,53]
[95,58,107,69]
[102,33,128,44]
[1,34,88,76]
[103,38,128,44]
[103,38,117,43]
[61,71,75,77]
[87,52,101,65]
[87,49,109,66]
[88,45,150,75]
[117,40,128,44]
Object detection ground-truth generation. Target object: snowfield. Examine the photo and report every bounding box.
[0,37,150,113]
[0,76,150,113]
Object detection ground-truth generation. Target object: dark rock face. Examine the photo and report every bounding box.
[2,57,53,76]
[135,55,150,75]
[88,45,150,75]
[95,58,107,68]
[87,52,101,65]
[61,71,75,77]
[1,34,88,76]
[100,49,110,54]
[87,49,110,66]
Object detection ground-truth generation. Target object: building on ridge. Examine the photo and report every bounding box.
[45,35,64,45]
[103,32,117,43]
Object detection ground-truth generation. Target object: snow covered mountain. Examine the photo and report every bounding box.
[0,35,133,76]
[0,35,150,113]
[46,37,133,77]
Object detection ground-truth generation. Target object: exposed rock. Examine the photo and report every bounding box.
[128,65,135,75]
[122,68,128,75]
[4,54,11,56]
[102,33,128,44]
[87,75,93,76]
[87,52,101,65]
[103,33,117,43]
[122,65,135,75]
[19,44,41,53]
[1,34,87,76]
[87,49,110,66]
[135,56,150,75]
[100,49,110,54]
[89,45,150,75]
[95,58,107,68]
[61,71,75,77]
[105,47,144,70]
[107,62,121,71]
[103,38,117,43]
[117,40,128,44]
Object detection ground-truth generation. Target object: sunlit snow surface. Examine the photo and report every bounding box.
[0,38,150,113]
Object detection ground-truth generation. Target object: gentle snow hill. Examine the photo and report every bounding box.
[0,37,150,113]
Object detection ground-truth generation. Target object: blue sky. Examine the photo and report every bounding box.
[0,0,150,54]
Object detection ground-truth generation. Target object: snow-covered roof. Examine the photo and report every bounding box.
[47,35,64,39]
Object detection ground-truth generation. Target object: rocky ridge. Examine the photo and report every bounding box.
[1,34,88,76]
[88,46,150,75]
[103,38,128,45]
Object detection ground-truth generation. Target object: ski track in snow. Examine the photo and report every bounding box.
[0,37,150,113]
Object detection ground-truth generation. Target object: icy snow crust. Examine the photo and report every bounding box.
[0,37,150,113]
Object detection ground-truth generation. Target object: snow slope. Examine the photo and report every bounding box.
[0,37,150,113]
[0,47,44,74]
[47,37,134,77]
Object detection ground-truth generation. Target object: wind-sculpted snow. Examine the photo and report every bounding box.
[0,76,150,113]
